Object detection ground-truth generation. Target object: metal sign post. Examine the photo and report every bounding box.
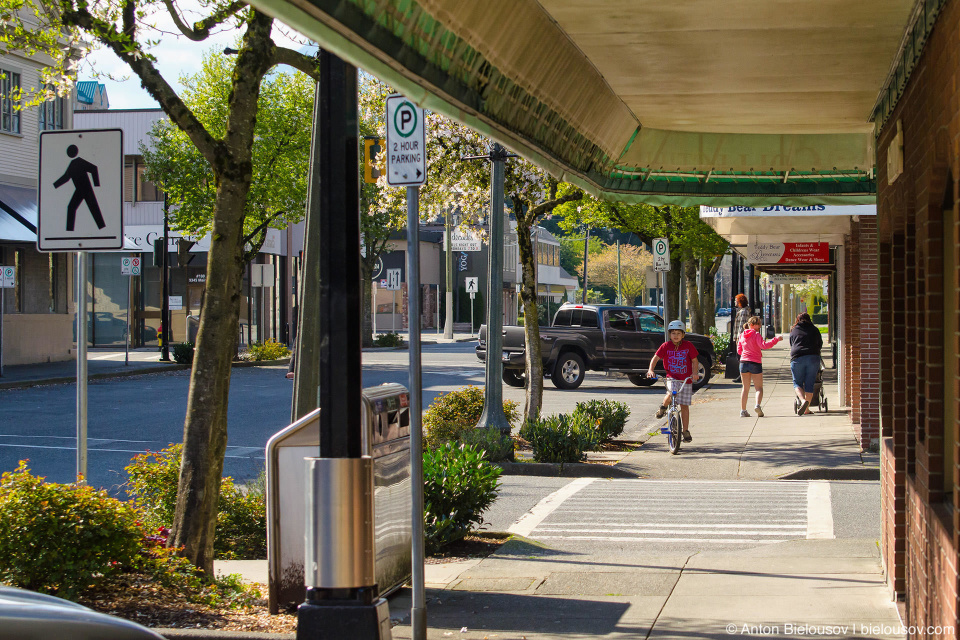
[0,265,13,377]
[653,238,671,342]
[387,92,428,640]
[77,251,88,483]
[120,256,141,366]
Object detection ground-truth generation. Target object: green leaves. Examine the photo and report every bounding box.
[423,386,520,450]
[423,443,502,553]
[519,414,597,464]
[571,399,631,442]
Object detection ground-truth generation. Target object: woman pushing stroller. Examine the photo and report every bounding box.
[789,313,823,415]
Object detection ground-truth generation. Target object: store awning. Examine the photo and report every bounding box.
[245,0,925,206]
[0,184,38,242]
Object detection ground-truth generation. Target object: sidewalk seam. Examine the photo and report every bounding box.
[644,552,696,640]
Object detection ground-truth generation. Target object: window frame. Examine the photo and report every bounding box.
[1,67,22,134]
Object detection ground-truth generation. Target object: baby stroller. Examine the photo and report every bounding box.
[794,357,828,413]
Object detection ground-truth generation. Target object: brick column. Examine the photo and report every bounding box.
[859,217,880,450]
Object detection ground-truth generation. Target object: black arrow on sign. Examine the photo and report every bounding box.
[416,168,422,179]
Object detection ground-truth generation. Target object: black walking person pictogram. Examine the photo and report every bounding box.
[53,144,106,231]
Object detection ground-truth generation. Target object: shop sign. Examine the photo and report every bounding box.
[747,242,829,264]
[443,230,482,251]
[700,204,876,218]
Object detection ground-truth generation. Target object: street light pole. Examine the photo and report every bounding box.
[443,212,454,339]
[581,225,590,303]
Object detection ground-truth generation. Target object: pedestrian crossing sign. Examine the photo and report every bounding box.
[38,129,124,252]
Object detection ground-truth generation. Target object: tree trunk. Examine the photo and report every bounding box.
[702,254,724,334]
[169,11,274,576]
[516,218,543,422]
[684,257,702,333]
[170,181,249,576]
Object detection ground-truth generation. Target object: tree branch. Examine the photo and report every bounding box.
[272,46,320,81]
[524,190,583,226]
[162,0,246,41]
[121,0,136,40]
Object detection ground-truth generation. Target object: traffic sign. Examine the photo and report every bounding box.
[653,237,671,272]
[386,94,426,186]
[465,277,479,294]
[38,128,123,251]
[0,266,14,288]
[384,268,402,290]
[121,257,141,276]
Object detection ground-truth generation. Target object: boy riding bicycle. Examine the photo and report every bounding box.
[646,320,700,442]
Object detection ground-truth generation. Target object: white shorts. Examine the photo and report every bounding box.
[665,378,693,405]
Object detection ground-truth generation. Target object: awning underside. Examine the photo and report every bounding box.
[253,0,915,205]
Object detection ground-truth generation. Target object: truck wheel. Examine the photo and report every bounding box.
[693,355,711,391]
[552,352,585,390]
[627,374,656,387]
[502,368,526,388]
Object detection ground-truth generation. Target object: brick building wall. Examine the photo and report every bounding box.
[876,0,960,630]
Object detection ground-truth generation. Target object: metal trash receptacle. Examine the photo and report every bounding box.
[265,383,412,613]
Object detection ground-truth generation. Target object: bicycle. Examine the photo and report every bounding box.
[652,375,693,455]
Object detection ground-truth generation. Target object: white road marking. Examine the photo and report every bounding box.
[508,477,597,537]
[806,480,835,539]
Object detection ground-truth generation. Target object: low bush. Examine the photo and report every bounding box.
[572,399,630,442]
[519,414,596,464]
[423,443,501,553]
[243,339,290,361]
[460,427,515,462]
[0,461,143,599]
[423,386,520,449]
[373,332,405,347]
[172,341,194,364]
[125,445,266,559]
[708,326,730,356]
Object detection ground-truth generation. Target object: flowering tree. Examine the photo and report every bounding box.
[580,243,653,305]
[371,113,582,419]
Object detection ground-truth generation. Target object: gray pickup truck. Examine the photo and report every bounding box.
[477,303,714,391]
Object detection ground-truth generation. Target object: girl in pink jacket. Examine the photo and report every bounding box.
[736,316,782,417]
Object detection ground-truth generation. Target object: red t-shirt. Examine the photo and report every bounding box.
[655,340,699,380]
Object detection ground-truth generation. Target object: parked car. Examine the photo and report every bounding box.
[477,303,714,390]
[0,585,163,639]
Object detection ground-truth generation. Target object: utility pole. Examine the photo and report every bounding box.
[466,143,515,435]
[616,239,622,304]
[581,226,590,303]
[443,212,454,339]
[159,196,170,362]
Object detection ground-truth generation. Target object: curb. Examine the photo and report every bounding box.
[0,359,291,391]
[779,467,880,481]
[495,460,639,478]
[158,631,294,640]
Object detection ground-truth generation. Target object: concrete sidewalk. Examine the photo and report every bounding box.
[616,342,878,481]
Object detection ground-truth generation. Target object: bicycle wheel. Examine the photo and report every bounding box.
[667,409,682,455]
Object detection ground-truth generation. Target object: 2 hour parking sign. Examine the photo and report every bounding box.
[386,94,426,186]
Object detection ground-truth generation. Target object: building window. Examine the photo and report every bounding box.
[136,164,161,201]
[1,68,21,134]
[38,87,64,131]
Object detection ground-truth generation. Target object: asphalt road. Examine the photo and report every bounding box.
[0,342,671,490]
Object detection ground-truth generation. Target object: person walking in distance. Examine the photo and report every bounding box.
[53,144,105,232]
[730,293,751,383]
[737,315,781,417]
[789,312,823,415]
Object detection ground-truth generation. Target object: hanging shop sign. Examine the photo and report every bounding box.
[700,204,876,218]
[747,242,829,264]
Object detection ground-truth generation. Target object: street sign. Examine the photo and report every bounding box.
[121,257,141,276]
[169,296,183,310]
[384,268,402,291]
[251,263,275,288]
[444,230,482,251]
[0,266,14,288]
[385,94,426,186]
[653,237,670,271]
[465,277,479,294]
[747,241,829,264]
[38,128,123,251]
[469,292,476,300]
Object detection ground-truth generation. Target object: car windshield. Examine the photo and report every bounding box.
[638,313,662,332]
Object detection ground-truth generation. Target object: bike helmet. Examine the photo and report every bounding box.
[667,320,685,332]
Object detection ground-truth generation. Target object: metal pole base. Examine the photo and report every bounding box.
[296,589,392,639]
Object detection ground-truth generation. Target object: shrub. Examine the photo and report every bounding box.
[460,427,515,462]
[709,326,730,356]
[0,461,143,599]
[423,386,520,449]
[374,332,405,347]
[125,445,266,559]
[519,414,596,464]
[423,443,501,553]
[172,341,194,364]
[244,339,290,361]
[572,399,630,442]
